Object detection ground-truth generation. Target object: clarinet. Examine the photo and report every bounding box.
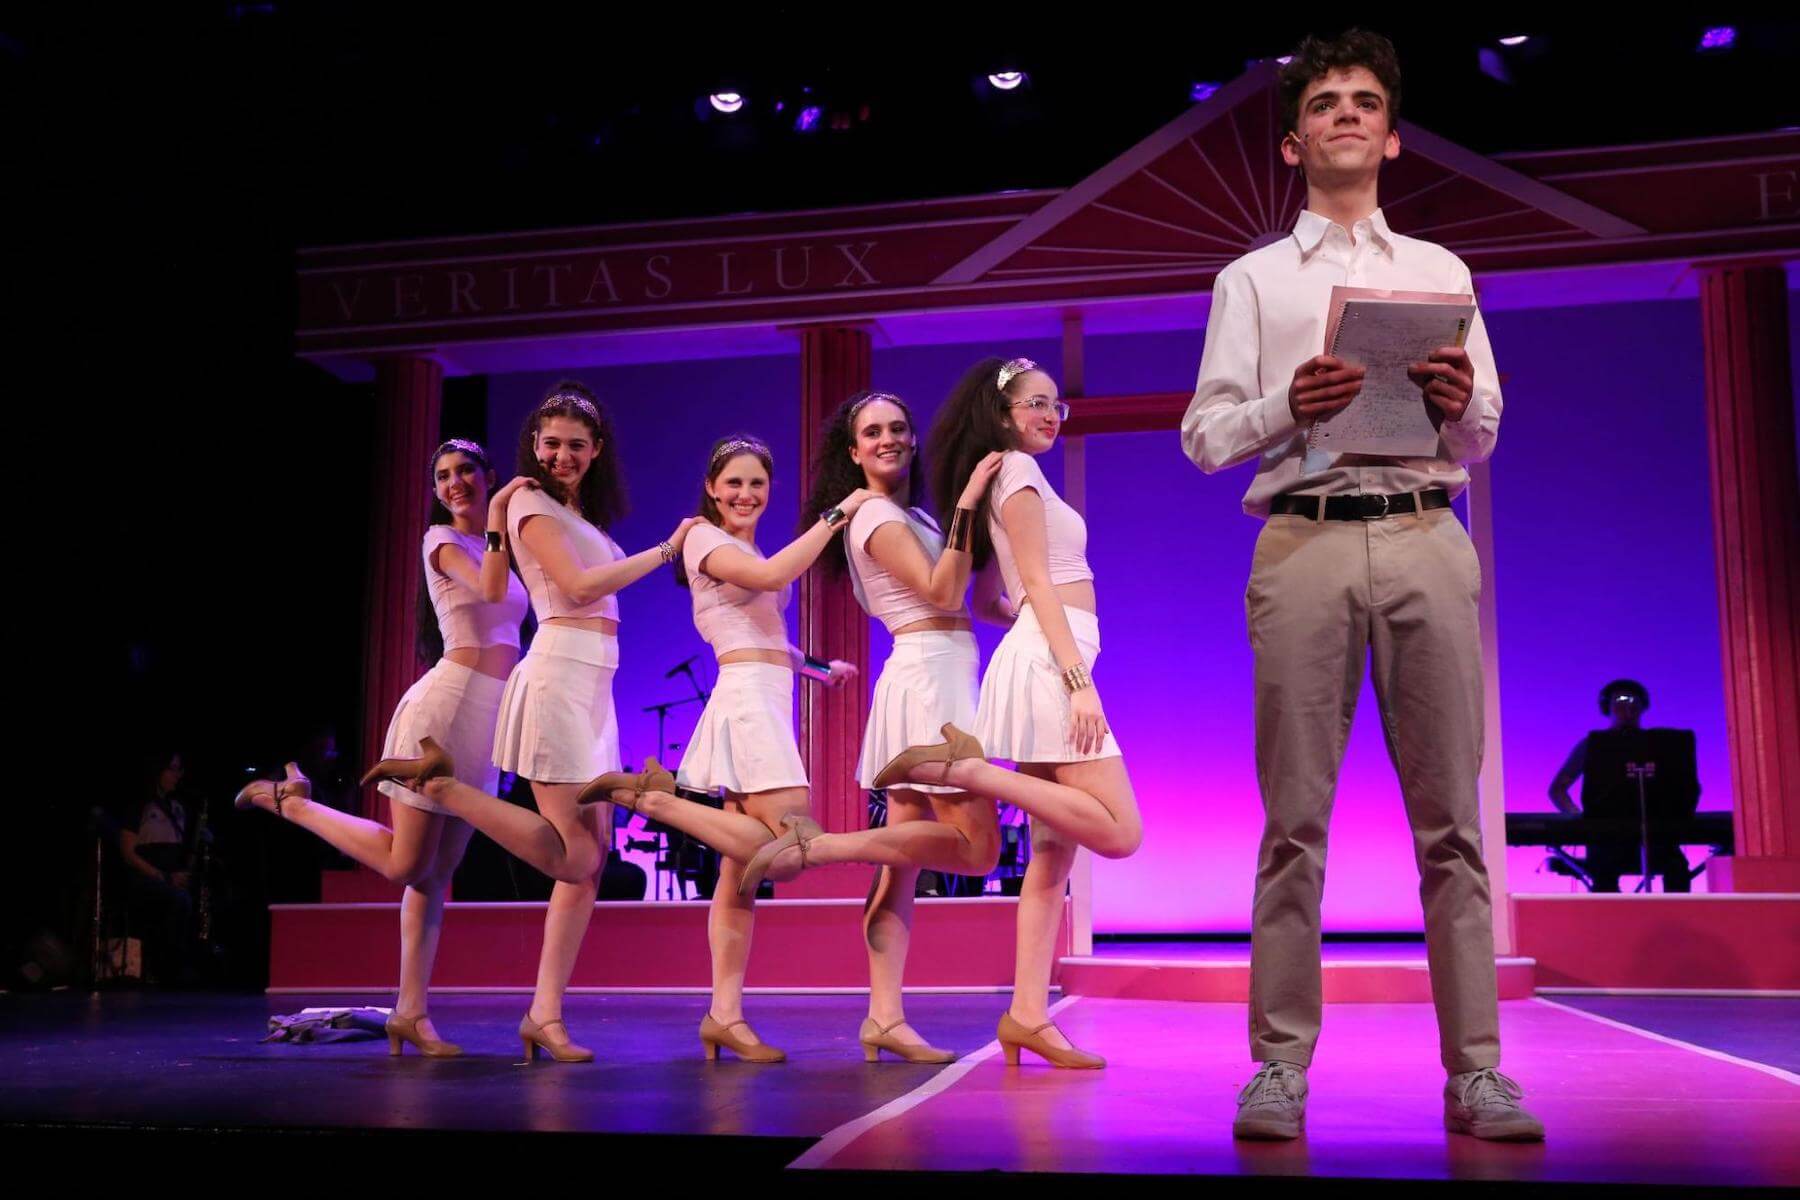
[192,797,213,945]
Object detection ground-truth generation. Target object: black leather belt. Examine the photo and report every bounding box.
[1269,489,1452,521]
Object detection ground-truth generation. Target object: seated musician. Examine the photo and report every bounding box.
[1547,679,1696,892]
[118,750,202,983]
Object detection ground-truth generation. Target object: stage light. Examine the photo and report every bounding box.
[1479,48,1512,84]
[987,71,1025,91]
[709,91,745,114]
[795,105,822,132]
[1498,35,1530,47]
[1276,55,1293,65]
[1190,81,1220,102]
[1698,26,1736,52]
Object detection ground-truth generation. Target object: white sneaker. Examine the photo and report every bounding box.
[1233,1061,1307,1140]
[1445,1068,1545,1141]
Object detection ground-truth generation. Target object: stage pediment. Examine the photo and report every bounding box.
[293,62,1793,366]
[936,63,1646,290]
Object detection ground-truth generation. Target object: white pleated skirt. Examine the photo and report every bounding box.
[379,659,508,814]
[973,604,1122,764]
[677,662,808,795]
[857,630,981,794]
[490,623,622,784]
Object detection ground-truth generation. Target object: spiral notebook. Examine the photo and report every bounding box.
[1308,286,1476,458]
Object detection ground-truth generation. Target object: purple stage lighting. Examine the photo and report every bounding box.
[1699,27,1736,51]
[1499,35,1530,47]
[795,105,822,132]
[1479,48,1512,84]
[709,92,745,115]
[1190,81,1220,102]
[987,71,1025,91]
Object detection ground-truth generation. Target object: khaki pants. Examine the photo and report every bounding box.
[1245,506,1500,1074]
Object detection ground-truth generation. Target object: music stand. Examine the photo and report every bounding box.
[1580,728,1700,892]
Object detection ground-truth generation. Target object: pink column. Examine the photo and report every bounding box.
[791,325,873,897]
[1699,266,1800,892]
[358,356,443,826]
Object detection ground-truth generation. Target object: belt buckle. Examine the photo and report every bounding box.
[1359,493,1390,520]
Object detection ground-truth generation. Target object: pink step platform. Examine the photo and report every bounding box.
[268,895,1067,992]
[1512,893,1800,992]
[274,890,1797,997]
[1059,942,1539,1001]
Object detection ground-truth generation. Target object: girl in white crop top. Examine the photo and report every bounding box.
[236,438,532,1055]
[859,358,1147,1068]
[574,432,874,1062]
[364,383,702,1063]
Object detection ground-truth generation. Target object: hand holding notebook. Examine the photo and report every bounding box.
[1306,285,1476,457]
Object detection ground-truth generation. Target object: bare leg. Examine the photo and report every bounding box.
[934,755,1143,860]
[862,789,1001,1047]
[396,817,476,1042]
[272,789,441,884]
[1010,766,1081,1051]
[708,787,808,1038]
[526,784,609,1026]
[632,789,784,865]
[789,789,1000,877]
[418,776,600,883]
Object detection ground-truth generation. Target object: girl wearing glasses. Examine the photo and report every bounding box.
[883,356,1141,1068]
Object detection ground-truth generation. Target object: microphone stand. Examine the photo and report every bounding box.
[638,660,711,900]
[1625,761,1657,893]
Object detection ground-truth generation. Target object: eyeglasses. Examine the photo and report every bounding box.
[1009,397,1071,421]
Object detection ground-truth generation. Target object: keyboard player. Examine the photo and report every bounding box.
[1548,678,1699,892]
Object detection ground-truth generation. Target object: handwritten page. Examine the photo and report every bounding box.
[1308,292,1475,458]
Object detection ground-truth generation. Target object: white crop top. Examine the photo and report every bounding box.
[508,486,626,621]
[985,450,1095,605]
[683,521,791,655]
[845,498,967,633]
[423,527,529,651]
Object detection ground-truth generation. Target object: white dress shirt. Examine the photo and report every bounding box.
[1182,208,1502,517]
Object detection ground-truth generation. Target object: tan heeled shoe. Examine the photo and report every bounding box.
[276,762,312,803]
[233,778,281,816]
[575,757,676,811]
[872,723,985,790]
[518,1013,594,1063]
[737,812,825,898]
[997,1011,1105,1069]
[700,1013,786,1063]
[386,1012,462,1058]
[860,1018,956,1064]
[360,735,455,790]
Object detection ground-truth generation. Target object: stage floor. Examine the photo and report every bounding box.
[3,991,1795,1187]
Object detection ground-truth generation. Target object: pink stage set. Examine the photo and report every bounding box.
[266,66,1797,1177]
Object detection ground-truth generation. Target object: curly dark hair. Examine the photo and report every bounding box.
[1277,29,1402,137]
[514,378,630,531]
[674,434,774,587]
[416,438,496,664]
[926,357,1037,571]
[1598,678,1651,717]
[800,390,926,578]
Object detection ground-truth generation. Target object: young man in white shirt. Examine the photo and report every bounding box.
[1183,30,1542,1142]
